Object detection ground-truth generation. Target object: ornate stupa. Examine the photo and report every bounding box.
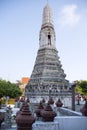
[25,3,72,108]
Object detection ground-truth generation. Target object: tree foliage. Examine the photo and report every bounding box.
[0,79,22,98]
[75,80,87,95]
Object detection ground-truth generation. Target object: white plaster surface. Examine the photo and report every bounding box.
[32,121,59,130]
[32,116,87,130]
[55,116,87,130]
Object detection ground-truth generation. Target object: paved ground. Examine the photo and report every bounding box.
[75,101,85,112]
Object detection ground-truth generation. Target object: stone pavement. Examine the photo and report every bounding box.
[75,101,85,112]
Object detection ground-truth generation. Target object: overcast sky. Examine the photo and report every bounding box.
[0,0,87,83]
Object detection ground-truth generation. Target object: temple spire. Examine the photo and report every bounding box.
[47,0,48,4]
[42,2,53,25]
[25,2,71,109]
[39,3,56,48]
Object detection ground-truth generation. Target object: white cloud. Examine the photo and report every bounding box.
[59,5,80,27]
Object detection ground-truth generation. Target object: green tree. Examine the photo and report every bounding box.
[75,80,87,95]
[78,80,87,95]
[0,79,22,98]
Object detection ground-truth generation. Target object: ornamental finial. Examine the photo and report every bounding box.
[47,0,48,4]
[42,1,53,25]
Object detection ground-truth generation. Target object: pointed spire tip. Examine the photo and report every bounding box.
[46,0,48,4]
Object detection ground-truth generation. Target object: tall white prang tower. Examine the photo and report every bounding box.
[25,3,72,108]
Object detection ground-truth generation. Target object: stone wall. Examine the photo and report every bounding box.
[32,116,87,130]
[55,116,87,130]
[56,107,82,116]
